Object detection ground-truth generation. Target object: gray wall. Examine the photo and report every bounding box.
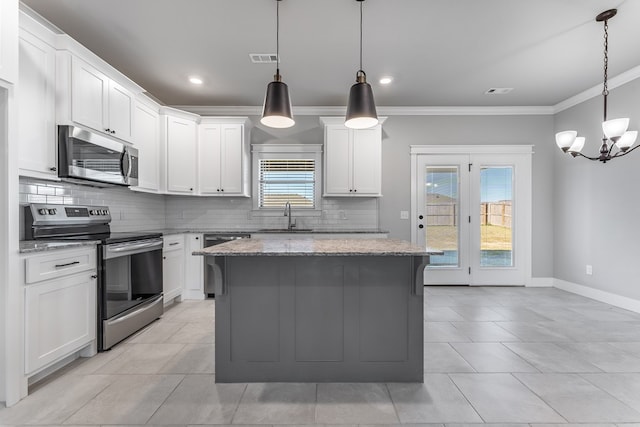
[250,114,556,279]
[554,77,640,300]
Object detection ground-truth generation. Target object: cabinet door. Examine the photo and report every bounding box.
[220,124,243,194]
[0,0,18,84]
[324,126,352,195]
[24,272,97,374]
[351,126,382,196]
[198,124,222,194]
[163,248,184,302]
[133,101,159,191]
[71,57,108,133]
[107,81,134,142]
[166,116,197,193]
[183,234,204,299]
[18,29,57,177]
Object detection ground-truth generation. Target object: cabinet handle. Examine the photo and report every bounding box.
[354,189,357,192]
[49,167,57,172]
[195,237,199,240]
[419,214,424,220]
[418,224,424,229]
[105,128,111,133]
[349,189,353,192]
[111,130,116,134]
[91,275,98,279]
[190,188,193,191]
[163,256,166,260]
[169,242,179,246]
[217,189,220,192]
[221,188,224,192]
[55,261,80,268]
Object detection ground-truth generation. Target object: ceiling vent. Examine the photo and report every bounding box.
[250,53,278,64]
[485,87,514,95]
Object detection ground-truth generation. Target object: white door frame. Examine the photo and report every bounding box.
[411,145,533,286]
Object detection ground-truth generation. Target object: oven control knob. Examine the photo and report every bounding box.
[98,210,104,215]
[38,208,48,215]
[104,210,109,215]
[48,209,57,215]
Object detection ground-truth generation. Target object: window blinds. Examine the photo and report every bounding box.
[258,159,315,208]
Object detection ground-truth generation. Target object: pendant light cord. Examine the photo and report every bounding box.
[276,0,280,77]
[359,0,363,72]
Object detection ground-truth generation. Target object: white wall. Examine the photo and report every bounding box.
[553,77,640,301]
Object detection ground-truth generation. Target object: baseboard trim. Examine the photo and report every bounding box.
[528,277,554,287]
[554,278,640,314]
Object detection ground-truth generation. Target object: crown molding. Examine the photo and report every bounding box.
[173,105,554,116]
[553,64,640,114]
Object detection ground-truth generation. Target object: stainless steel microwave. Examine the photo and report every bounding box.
[58,125,138,187]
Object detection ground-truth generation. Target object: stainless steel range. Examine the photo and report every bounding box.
[24,204,164,351]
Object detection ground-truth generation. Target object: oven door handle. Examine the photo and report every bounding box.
[104,239,163,259]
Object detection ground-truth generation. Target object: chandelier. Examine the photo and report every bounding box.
[555,9,637,163]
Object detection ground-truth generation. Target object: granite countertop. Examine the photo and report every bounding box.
[193,238,442,257]
[20,240,99,254]
[158,229,388,235]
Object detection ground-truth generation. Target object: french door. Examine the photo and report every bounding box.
[411,146,532,286]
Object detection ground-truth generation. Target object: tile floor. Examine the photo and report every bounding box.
[3,286,640,426]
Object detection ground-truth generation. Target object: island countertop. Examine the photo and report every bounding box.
[193,237,442,257]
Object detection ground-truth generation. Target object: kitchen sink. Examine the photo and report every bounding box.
[256,228,314,232]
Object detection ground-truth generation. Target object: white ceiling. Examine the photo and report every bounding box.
[21,0,640,108]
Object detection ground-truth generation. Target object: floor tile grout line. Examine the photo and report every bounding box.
[382,382,401,424]
[445,342,478,373]
[579,372,640,417]
[509,372,569,424]
[57,373,117,425]
[446,372,486,423]
[142,373,188,425]
[228,382,249,424]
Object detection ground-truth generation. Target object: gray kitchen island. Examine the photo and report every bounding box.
[194,238,439,383]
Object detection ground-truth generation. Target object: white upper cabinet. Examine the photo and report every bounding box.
[132,98,160,192]
[18,24,57,178]
[70,57,134,142]
[57,51,136,143]
[162,110,198,194]
[321,117,385,197]
[198,117,250,196]
[0,0,18,84]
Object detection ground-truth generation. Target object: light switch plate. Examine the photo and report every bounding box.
[400,211,409,220]
[586,265,593,275]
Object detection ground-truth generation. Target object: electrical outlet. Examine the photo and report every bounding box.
[400,210,409,220]
[586,265,593,275]
[339,210,347,220]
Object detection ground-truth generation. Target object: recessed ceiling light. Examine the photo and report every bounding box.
[189,77,203,85]
[379,76,393,85]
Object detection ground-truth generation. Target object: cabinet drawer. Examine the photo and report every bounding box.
[163,234,184,251]
[25,248,97,284]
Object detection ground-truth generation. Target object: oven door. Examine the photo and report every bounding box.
[58,125,139,187]
[100,238,163,350]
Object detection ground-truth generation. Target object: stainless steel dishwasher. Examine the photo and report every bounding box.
[203,233,250,298]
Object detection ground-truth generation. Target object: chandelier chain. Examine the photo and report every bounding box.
[603,19,609,96]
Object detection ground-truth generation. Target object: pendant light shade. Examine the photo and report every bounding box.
[261,74,294,128]
[345,70,378,129]
[345,0,378,130]
[261,0,294,129]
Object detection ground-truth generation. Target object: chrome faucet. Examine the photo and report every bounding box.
[284,201,296,231]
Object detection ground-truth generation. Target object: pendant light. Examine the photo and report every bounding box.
[261,0,295,128]
[345,0,378,129]
[555,9,637,162]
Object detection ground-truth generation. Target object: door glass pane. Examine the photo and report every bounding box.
[479,166,513,267]
[425,166,459,267]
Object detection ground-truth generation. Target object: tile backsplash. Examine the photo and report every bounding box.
[19,177,166,235]
[20,177,380,236]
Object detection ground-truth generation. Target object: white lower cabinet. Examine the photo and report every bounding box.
[163,234,184,303]
[183,234,204,300]
[23,247,97,376]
